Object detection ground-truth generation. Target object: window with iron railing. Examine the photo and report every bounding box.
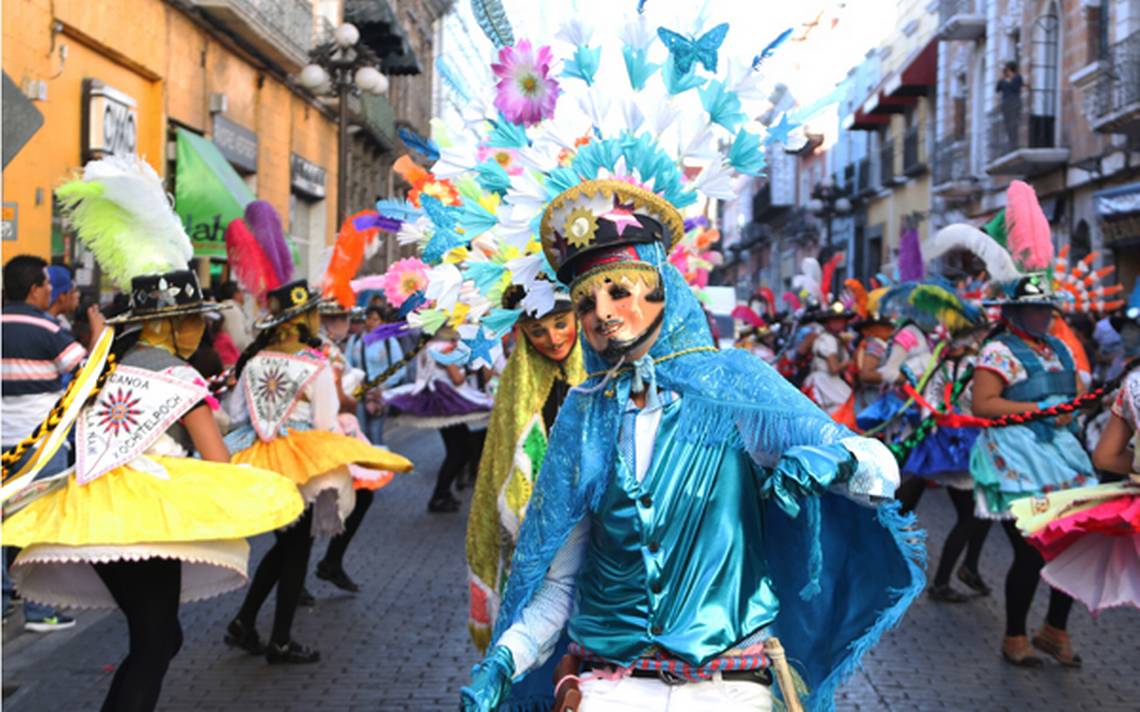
[857,157,871,193]
[1090,29,1140,120]
[903,125,925,175]
[880,139,896,186]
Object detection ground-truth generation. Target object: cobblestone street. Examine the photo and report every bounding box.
[4,425,1139,711]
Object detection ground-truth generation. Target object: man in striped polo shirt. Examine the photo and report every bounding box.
[1,254,102,632]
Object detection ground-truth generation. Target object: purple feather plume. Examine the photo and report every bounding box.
[363,321,412,346]
[244,201,294,285]
[898,227,923,282]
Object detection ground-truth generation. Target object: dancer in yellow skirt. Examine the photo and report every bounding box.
[222,275,413,664]
[1,156,305,712]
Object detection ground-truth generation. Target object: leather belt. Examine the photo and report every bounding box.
[581,662,773,687]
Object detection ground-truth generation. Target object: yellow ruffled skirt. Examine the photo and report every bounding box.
[231,429,413,536]
[3,456,304,609]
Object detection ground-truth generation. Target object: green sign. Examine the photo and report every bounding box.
[174,128,255,258]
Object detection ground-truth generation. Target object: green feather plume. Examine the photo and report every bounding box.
[908,284,979,334]
[56,156,193,288]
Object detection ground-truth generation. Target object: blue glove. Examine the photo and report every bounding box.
[460,645,515,712]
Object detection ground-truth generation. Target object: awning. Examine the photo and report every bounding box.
[174,128,255,258]
[886,40,937,98]
[347,0,422,76]
[845,108,890,131]
[1095,181,1140,219]
[863,87,910,116]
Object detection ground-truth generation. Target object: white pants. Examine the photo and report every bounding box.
[578,672,773,712]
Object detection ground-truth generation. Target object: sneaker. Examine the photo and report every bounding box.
[315,561,360,593]
[24,613,77,633]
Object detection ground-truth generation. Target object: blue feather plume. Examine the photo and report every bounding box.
[398,127,440,162]
[471,0,514,49]
[751,28,794,70]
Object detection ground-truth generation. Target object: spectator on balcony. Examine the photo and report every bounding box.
[997,61,1029,151]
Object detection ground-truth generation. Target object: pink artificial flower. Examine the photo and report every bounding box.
[492,39,560,126]
[476,145,524,176]
[382,257,429,308]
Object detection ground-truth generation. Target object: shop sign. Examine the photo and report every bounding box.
[82,79,138,160]
[212,115,259,173]
[291,154,326,199]
[1,203,17,241]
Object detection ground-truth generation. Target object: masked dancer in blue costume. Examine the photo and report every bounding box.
[364,8,926,708]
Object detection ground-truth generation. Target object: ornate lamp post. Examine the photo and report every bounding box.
[807,177,852,296]
[299,23,389,225]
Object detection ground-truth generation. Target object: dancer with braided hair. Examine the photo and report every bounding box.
[221,276,414,664]
[966,182,1097,669]
[2,156,304,712]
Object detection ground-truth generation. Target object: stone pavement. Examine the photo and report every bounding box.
[3,424,1139,711]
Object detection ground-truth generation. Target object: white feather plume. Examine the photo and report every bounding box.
[924,224,1021,282]
[56,155,192,288]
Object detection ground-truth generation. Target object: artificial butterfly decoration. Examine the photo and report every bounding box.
[656,22,730,74]
[752,27,794,70]
[637,0,648,13]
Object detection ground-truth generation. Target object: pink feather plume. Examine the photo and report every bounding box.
[1005,180,1053,271]
[782,290,802,311]
[731,305,766,328]
[225,218,281,303]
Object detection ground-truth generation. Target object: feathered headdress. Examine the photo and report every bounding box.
[225,200,294,304]
[923,224,1020,282]
[320,210,388,311]
[370,7,806,365]
[906,283,984,335]
[898,227,924,282]
[56,156,193,288]
[1052,246,1123,314]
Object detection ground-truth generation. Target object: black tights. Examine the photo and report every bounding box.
[94,558,183,712]
[895,476,926,515]
[1001,520,1074,636]
[321,488,374,570]
[432,424,471,500]
[932,487,992,586]
[237,508,314,645]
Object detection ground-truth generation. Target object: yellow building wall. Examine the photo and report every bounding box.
[3,0,339,260]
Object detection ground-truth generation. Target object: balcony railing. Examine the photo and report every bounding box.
[931,138,977,197]
[1089,30,1140,136]
[880,139,897,187]
[903,126,926,176]
[194,0,314,70]
[856,157,872,195]
[937,0,985,41]
[985,106,1069,175]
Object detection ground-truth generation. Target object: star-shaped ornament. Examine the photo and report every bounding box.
[462,327,499,369]
[600,206,643,237]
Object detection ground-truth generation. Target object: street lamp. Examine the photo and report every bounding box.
[808,177,852,297]
[299,23,389,225]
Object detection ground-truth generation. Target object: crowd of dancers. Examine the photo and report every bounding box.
[2,6,1137,712]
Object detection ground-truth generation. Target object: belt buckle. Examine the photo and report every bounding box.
[657,669,686,686]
